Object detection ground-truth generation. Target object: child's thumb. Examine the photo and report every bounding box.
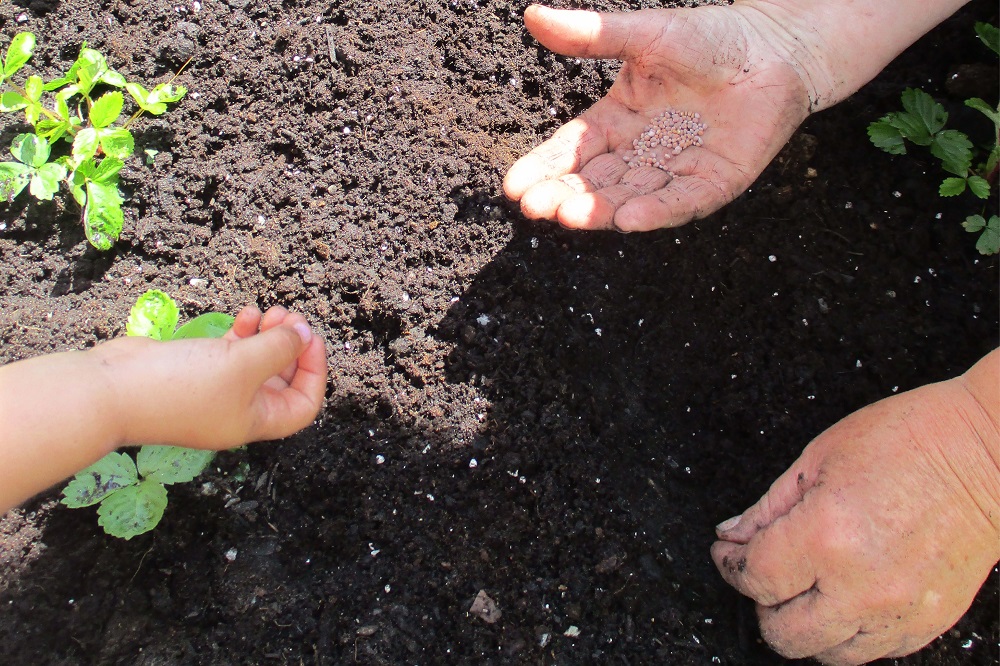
[235,319,312,384]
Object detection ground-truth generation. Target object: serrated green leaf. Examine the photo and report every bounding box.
[99,128,134,160]
[939,177,967,196]
[900,88,947,136]
[137,446,215,485]
[931,130,973,176]
[72,127,100,162]
[11,134,50,168]
[127,289,180,340]
[83,180,123,250]
[967,175,991,199]
[147,82,187,107]
[29,162,66,200]
[0,90,28,113]
[965,98,1000,127]
[96,479,168,539]
[60,451,139,508]
[3,32,36,79]
[975,216,1000,255]
[89,91,124,128]
[91,156,123,183]
[0,162,31,201]
[867,120,906,154]
[885,111,933,146]
[125,82,154,110]
[173,312,235,340]
[963,214,986,232]
[101,69,126,88]
[975,22,1000,56]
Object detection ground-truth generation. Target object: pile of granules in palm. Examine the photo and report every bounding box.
[623,109,707,171]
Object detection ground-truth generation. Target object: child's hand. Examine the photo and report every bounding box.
[92,305,328,451]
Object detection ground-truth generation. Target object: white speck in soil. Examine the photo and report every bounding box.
[564,626,581,638]
[845,201,853,209]
[530,237,539,248]
[477,314,491,326]
[856,360,862,368]
[595,328,602,336]
[768,255,777,262]
[469,458,478,469]
[375,454,385,464]
[224,548,238,562]
[914,276,922,283]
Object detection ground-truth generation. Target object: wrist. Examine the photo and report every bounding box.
[956,349,1000,540]
[734,0,970,112]
[86,336,156,452]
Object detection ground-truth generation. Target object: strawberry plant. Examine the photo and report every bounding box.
[0,32,186,250]
[867,22,999,255]
[60,290,234,539]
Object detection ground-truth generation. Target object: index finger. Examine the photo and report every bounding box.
[711,506,818,607]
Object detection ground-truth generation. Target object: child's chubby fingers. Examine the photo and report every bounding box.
[260,305,290,332]
[240,316,329,441]
[225,305,263,340]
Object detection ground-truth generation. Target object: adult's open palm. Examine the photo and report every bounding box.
[504,3,813,231]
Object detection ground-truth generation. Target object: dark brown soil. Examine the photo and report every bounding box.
[1,0,997,664]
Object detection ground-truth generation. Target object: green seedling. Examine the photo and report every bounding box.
[0,32,186,250]
[868,23,998,254]
[61,290,234,540]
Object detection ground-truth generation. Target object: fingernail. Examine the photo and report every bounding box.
[716,515,742,532]
[293,322,312,345]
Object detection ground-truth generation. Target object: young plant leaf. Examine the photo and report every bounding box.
[61,451,139,508]
[72,128,100,162]
[82,180,124,250]
[930,130,973,176]
[975,22,1000,56]
[867,119,906,154]
[99,128,134,160]
[964,214,1000,255]
[900,88,948,136]
[967,175,991,199]
[11,133,50,168]
[96,479,168,540]
[2,32,36,80]
[126,289,180,340]
[0,162,32,201]
[0,90,28,113]
[89,91,124,128]
[137,446,216,485]
[965,98,1000,127]
[28,161,67,200]
[885,110,933,146]
[125,82,187,116]
[173,312,235,340]
[939,177,967,197]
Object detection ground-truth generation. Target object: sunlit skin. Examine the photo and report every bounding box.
[0,305,328,513]
[504,0,970,231]
[504,1,998,664]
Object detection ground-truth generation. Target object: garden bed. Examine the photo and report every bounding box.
[1,0,997,663]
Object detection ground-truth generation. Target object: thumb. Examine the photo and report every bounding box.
[233,319,312,386]
[523,4,669,62]
[716,449,821,544]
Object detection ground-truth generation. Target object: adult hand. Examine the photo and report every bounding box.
[503,0,968,231]
[503,3,812,231]
[96,305,328,450]
[711,351,1000,665]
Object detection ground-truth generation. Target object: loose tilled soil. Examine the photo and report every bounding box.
[0,0,997,663]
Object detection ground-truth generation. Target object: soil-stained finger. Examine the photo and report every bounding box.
[503,118,610,200]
